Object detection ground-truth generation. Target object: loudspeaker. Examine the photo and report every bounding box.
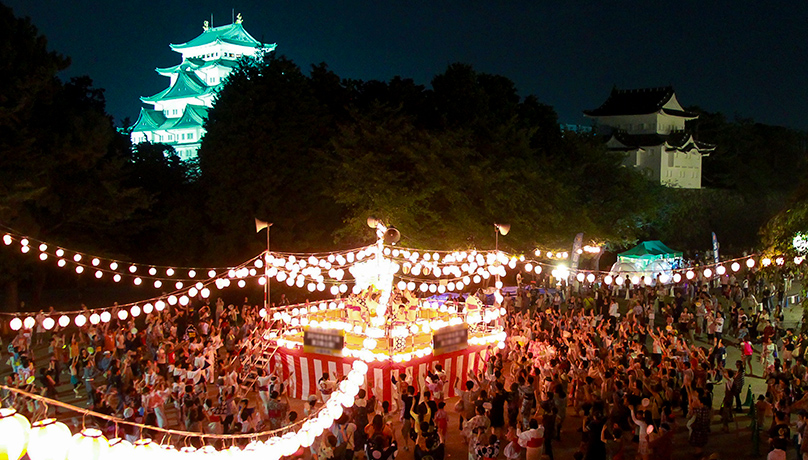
[383,227,401,244]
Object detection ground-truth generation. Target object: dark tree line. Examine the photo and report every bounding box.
[2,1,807,310]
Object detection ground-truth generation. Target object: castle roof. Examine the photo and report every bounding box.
[171,105,208,129]
[170,23,263,51]
[607,130,715,153]
[584,86,699,118]
[131,106,208,133]
[131,108,166,132]
[141,70,214,103]
[156,58,239,76]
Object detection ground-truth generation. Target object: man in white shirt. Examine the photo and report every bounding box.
[715,312,725,341]
[608,300,620,318]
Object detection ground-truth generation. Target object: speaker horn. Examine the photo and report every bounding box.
[495,223,511,236]
[383,227,401,244]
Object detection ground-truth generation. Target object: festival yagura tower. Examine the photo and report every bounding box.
[130,15,275,161]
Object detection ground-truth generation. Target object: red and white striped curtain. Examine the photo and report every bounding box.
[271,345,491,403]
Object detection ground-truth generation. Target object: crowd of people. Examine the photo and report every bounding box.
[0,269,806,460]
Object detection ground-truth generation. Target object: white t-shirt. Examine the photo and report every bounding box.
[715,317,724,333]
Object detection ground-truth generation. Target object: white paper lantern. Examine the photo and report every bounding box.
[107,438,133,460]
[27,419,72,460]
[67,428,108,460]
[132,439,160,458]
[42,317,56,330]
[9,318,22,331]
[0,408,30,460]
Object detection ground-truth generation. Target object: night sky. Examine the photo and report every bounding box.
[5,1,807,129]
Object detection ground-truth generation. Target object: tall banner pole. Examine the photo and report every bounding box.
[266,223,273,312]
[570,232,584,295]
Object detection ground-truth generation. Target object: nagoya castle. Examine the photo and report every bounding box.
[131,14,275,161]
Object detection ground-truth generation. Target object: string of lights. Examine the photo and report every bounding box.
[0,360,369,459]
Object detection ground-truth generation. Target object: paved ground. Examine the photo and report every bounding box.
[5,287,802,459]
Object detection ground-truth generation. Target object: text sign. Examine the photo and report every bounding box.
[303,328,344,356]
[433,324,468,355]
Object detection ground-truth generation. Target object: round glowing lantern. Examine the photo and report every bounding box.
[9,318,22,331]
[58,315,70,328]
[27,418,72,460]
[132,439,160,458]
[42,317,55,331]
[67,428,108,460]
[107,438,134,460]
[0,408,30,460]
[23,317,35,330]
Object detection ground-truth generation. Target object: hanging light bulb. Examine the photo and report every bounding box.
[113,274,121,283]
[56,249,65,257]
[0,408,30,460]
[58,315,70,328]
[89,314,100,325]
[117,310,128,321]
[74,315,87,327]
[27,419,72,460]
[130,305,141,317]
[128,265,137,273]
[9,318,21,331]
[23,317,35,330]
[42,317,55,330]
[75,266,84,274]
[94,271,102,279]
[100,311,111,323]
[188,270,196,278]
[142,303,153,314]
[153,280,162,288]
[72,254,81,262]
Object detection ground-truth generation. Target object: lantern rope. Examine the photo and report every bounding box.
[0,384,314,440]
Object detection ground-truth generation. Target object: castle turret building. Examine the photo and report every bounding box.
[131,15,275,160]
[584,86,714,189]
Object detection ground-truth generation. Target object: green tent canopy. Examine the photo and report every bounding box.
[618,240,683,261]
